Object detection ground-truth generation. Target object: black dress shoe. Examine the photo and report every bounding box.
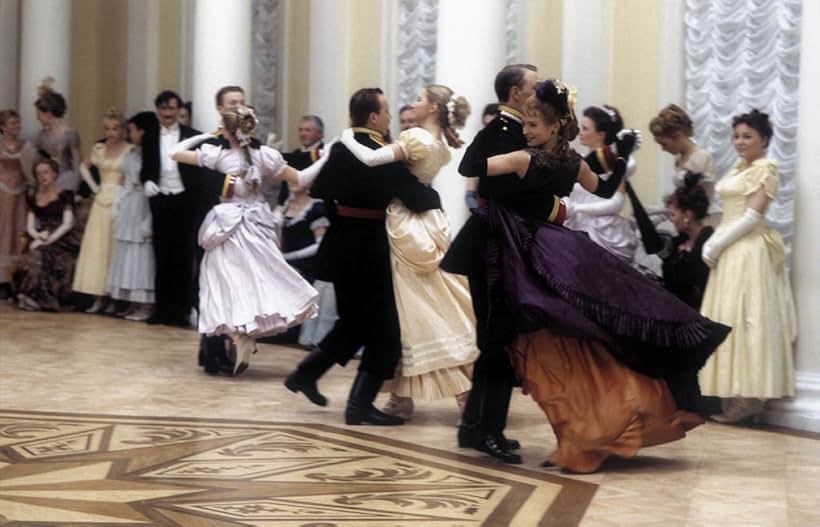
[284,372,328,406]
[474,435,522,464]
[345,403,405,426]
[500,434,521,450]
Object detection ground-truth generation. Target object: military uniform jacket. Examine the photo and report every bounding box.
[441,113,528,276]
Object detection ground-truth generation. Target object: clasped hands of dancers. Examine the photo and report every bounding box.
[175,67,729,473]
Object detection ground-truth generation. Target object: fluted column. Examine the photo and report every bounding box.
[190,0,253,132]
[308,0,350,138]
[765,0,820,433]
[18,0,71,136]
[434,0,507,232]
[0,0,19,110]
[561,0,611,113]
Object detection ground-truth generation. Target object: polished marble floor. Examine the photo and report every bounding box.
[1,304,818,526]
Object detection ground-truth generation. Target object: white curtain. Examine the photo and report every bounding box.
[397,0,438,107]
[685,0,801,261]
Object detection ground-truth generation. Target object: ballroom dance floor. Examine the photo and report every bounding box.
[0,304,818,526]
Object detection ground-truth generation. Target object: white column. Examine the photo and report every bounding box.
[561,0,612,113]
[190,0,253,132]
[764,0,820,433]
[0,0,20,109]
[308,0,349,138]
[126,0,160,116]
[655,0,686,199]
[435,0,507,232]
[18,0,71,137]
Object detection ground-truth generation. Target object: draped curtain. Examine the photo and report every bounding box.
[397,0,438,107]
[685,0,801,260]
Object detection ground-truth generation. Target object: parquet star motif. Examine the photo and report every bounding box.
[0,411,597,526]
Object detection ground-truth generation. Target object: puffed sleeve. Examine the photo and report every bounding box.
[395,128,430,163]
[90,142,105,165]
[60,190,76,210]
[260,145,287,180]
[196,143,223,171]
[742,158,779,198]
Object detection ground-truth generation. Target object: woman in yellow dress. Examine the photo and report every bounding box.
[339,84,478,420]
[72,108,131,312]
[698,109,797,422]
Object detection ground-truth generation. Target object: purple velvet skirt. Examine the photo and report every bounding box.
[484,203,730,380]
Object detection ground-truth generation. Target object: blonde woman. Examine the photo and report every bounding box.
[338,84,478,420]
[73,108,131,313]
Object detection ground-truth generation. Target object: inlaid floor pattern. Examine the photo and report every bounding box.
[0,411,594,526]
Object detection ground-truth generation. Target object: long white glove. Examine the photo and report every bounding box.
[169,132,214,158]
[143,180,160,197]
[283,242,320,261]
[79,164,100,195]
[296,139,336,188]
[340,128,397,167]
[702,208,762,267]
[566,191,625,218]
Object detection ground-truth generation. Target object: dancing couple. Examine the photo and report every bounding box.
[284,85,480,425]
[444,70,731,472]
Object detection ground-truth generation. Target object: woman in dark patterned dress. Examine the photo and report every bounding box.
[13,158,81,311]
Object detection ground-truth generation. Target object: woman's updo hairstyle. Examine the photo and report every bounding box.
[582,105,623,145]
[649,104,693,139]
[34,77,67,118]
[424,84,471,148]
[731,109,773,148]
[526,79,580,146]
[102,107,127,132]
[221,106,258,147]
[664,171,709,220]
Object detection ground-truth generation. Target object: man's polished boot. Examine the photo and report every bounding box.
[475,434,522,464]
[284,345,336,406]
[201,335,234,375]
[345,371,405,426]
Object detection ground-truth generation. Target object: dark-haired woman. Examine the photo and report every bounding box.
[106,112,158,321]
[172,107,318,375]
[33,79,81,192]
[13,159,81,310]
[698,110,797,423]
[472,79,730,472]
[564,105,638,261]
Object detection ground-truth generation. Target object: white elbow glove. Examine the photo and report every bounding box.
[297,139,336,188]
[340,128,396,167]
[283,242,320,261]
[567,191,625,218]
[144,180,160,197]
[702,208,762,267]
[170,133,214,158]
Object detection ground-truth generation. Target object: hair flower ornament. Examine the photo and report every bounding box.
[446,95,459,127]
[235,105,259,147]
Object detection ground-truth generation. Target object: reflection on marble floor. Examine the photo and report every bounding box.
[1,304,819,526]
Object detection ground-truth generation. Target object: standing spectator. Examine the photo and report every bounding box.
[279,115,325,205]
[106,111,158,321]
[698,109,797,423]
[398,104,416,131]
[73,108,131,313]
[178,101,193,127]
[0,110,33,299]
[33,79,82,192]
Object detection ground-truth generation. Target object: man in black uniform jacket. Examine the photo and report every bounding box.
[284,88,441,426]
[441,64,539,463]
[279,115,325,205]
